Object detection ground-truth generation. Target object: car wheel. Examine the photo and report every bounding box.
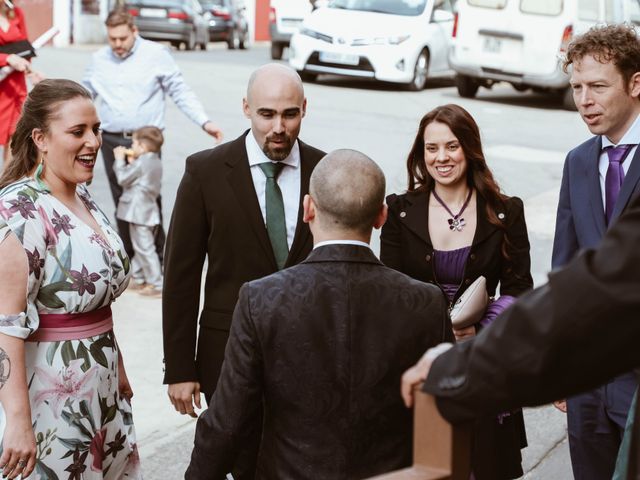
[271,42,284,60]
[560,86,577,111]
[298,70,317,82]
[455,74,479,98]
[185,29,196,51]
[407,49,429,91]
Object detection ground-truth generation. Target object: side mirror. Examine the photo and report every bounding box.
[432,9,454,23]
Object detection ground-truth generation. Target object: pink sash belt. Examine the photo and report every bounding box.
[27,306,113,342]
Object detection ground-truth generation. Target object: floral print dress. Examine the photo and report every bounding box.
[0,178,141,479]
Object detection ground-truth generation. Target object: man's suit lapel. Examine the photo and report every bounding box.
[286,141,314,266]
[226,133,277,269]
[612,148,640,222]
[586,137,607,237]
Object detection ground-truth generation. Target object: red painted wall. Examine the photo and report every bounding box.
[255,0,270,41]
[15,0,54,42]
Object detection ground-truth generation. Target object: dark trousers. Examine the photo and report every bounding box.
[567,372,638,480]
[100,132,165,263]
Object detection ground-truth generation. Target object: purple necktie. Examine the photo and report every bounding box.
[604,144,634,224]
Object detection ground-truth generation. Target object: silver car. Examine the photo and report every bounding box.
[128,0,210,50]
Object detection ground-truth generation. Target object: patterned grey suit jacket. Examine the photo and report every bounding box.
[186,244,454,480]
[114,151,162,226]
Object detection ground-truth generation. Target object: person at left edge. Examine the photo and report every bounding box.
[81,8,223,261]
[0,1,43,165]
[162,64,324,478]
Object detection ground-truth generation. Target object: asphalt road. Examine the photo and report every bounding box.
[24,41,582,479]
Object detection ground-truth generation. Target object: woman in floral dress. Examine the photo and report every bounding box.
[0,79,140,479]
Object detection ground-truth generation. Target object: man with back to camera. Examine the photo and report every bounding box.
[162,64,325,478]
[184,149,454,479]
[550,24,640,480]
[82,8,223,261]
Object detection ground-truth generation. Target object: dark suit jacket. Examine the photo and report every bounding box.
[422,190,640,427]
[552,136,640,268]
[381,190,533,303]
[162,132,325,396]
[185,244,454,480]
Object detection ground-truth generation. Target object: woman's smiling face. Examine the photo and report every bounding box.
[34,96,102,189]
[423,121,468,189]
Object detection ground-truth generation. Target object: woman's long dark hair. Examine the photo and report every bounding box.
[406,104,511,257]
[0,79,92,189]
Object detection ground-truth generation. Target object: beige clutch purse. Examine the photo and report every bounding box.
[450,276,489,329]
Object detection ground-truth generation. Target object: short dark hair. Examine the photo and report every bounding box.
[310,149,385,235]
[105,8,136,29]
[134,126,164,153]
[563,24,640,87]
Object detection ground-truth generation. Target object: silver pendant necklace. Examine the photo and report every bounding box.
[432,189,473,232]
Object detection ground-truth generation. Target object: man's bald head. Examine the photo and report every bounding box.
[243,64,307,161]
[309,150,386,235]
[246,64,304,104]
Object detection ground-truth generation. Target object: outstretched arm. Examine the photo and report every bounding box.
[416,193,640,422]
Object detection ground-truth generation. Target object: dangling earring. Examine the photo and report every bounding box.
[34,154,50,193]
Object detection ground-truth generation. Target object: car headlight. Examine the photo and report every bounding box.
[300,27,333,43]
[351,35,411,46]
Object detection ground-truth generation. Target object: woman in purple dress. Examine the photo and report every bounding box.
[380,104,533,480]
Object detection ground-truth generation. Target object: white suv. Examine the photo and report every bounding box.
[450,0,640,109]
[269,0,313,59]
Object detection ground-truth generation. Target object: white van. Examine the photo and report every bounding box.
[449,0,640,109]
[269,0,313,59]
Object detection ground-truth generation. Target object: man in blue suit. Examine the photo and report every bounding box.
[552,24,640,480]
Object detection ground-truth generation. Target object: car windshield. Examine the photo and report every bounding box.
[328,0,426,16]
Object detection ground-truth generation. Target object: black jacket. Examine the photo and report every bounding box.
[380,189,534,480]
[422,190,640,480]
[162,132,325,396]
[381,190,533,304]
[185,244,453,480]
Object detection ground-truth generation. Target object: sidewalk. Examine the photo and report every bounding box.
[114,289,571,479]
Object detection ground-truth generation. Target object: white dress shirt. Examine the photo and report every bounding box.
[246,131,301,249]
[598,113,640,210]
[314,240,372,250]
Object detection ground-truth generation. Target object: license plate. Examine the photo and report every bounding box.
[140,8,167,18]
[483,36,502,53]
[319,51,359,66]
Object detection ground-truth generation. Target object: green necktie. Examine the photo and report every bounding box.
[258,161,288,270]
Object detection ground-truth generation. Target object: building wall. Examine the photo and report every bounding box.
[15,0,54,42]
[255,0,270,41]
[18,0,269,46]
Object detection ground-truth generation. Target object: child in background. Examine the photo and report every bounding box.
[113,126,163,297]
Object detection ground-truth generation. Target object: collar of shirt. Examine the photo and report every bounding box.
[601,113,640,149]
[245,130,300,170]
[313,240,372,250]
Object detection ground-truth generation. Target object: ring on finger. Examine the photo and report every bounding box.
[18,459,27,468]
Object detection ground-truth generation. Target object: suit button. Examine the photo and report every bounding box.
[464,278,471,285]
[470,253,476,260]
[425,254,432,262]
[400,211,407,218]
